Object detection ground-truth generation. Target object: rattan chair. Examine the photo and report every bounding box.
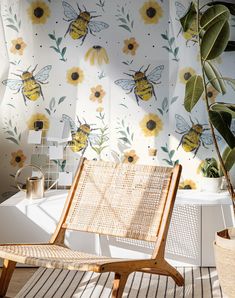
[0,159,183,298]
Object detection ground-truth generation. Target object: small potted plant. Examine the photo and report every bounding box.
[198,158,222,192]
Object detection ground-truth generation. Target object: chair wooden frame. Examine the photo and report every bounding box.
[0,159,183,298]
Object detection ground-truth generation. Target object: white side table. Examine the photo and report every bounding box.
[0,190,233,266]
[173,190,234,266]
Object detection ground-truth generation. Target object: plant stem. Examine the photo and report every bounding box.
[197,0,235,216]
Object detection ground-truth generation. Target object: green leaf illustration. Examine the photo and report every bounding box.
[58,96,66,104]
[6,137,19,145]
[118,24,131,32]
[57,37,62,46]
[6,24,18,32]
[48,33,56,40]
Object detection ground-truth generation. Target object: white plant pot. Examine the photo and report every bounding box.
[200,176,222,192]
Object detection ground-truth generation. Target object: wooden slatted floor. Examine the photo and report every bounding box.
[0,268,37,298]
[2,267,223,298]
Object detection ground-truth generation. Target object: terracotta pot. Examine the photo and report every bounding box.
[214,228,235,297]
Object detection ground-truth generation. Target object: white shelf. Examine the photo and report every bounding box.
[176,190,231,205]
[1,190,68,207]
[2,189,231,207]
[0,190,234,267]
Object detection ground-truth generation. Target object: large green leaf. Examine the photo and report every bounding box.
[204,61,226,94]
[221,147,235,175]
[210,103,235,118]
[180,2,197,32]
[207,2,235,16]
[200,4,230,30]
[201,20,230,60]
[184,75,204,112]
[209,110,235,148]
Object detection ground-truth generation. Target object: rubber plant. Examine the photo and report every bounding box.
[179,1,235,215]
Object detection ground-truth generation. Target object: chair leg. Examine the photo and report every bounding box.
[0,259,16,297]
[163,260,184,286]
[111,272,129,298]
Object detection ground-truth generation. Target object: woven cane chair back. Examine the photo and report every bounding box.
[63,160,173,242]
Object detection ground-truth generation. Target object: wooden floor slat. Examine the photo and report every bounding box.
[0,268,37,298]
[0,267,223,298]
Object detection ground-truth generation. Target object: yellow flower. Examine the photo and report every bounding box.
[10,150,26,168]
[10,38,27,55]
[203,85,219,104]
[85,46,109,66]
[90,85,106,103]
[179,179,197,190]
[140,113,163,137]
[123,37,139,56]
[179,67,196,84]
[27,0,50,24]
[123,150,139,164]
[27,113,49,137]
[140,1,163,24]
[96,106,104,113]
[66,67,84,85]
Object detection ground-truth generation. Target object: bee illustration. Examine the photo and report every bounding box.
[2,65,52,106]
[114,65,164,106]
[175,114,221,157]
[175,1,197,44]
[62,1,109,44]
[62,114,97,154]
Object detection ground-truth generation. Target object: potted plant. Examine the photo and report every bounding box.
[198,157,222,192]
[198,152,235,192]
[179,1,235,296]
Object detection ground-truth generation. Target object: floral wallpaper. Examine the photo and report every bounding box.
[0,0,234,201]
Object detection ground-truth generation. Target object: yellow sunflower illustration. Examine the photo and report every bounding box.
[67,67,84,85]
[123,150,139,164]
[179,179,197,190]
[123,37,139,56]
[27,113,49,137]
[10,150,26,168]
[10,38,27,55]
[90,85,106,103]
[28,0,50,24]
[85,46,109,66]
[179,67,196,84]
[203,85,219,104]
[140,1,163,24]
[140,113,163,137]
